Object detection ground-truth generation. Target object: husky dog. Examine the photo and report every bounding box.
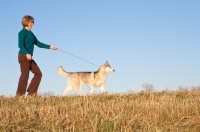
[58,61,115,96]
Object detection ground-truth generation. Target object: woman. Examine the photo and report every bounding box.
[16,15,57,96]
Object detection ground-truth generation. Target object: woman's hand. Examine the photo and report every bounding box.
[26,54,32,60]
[50,45,57,50]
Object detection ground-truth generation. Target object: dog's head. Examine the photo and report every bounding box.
[104,61,115,73]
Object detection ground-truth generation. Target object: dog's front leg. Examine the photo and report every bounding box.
[100,84,107,94]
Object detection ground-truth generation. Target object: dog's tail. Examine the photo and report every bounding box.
[57,66,71,77]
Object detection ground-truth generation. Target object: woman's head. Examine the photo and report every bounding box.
[21,15,34,28]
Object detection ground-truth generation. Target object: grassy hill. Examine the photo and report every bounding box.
[0,86,200,131]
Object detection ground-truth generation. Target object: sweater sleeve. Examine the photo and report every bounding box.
[33,33,50,49]
[18,31,29,55]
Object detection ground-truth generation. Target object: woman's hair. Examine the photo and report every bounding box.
[21,15,34,27]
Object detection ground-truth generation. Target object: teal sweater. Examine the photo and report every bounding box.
[18,28,50,56]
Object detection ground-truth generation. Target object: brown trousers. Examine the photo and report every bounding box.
[16,54,42,96]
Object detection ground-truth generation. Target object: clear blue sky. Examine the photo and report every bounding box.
[0,1,200,96]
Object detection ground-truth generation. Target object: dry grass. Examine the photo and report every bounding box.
[1,86,200,132]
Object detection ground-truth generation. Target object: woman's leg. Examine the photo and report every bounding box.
[27,60,42,96]
[16,55,31,96]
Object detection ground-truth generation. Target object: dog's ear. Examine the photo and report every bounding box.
[105,60,108,65]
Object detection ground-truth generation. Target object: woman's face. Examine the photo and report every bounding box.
[26,22,34,30]
[28,22,34,29]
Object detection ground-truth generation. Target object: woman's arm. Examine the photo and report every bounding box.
[35,39,50,49]
[32,33,50,49]
[32,33,57,50]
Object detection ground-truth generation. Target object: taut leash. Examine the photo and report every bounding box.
[57,48,100,67]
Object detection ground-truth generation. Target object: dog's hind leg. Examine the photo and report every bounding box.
[72,79,82,96]
[89,86,94,95]
[62,84,73,96]
[76,83,82,96]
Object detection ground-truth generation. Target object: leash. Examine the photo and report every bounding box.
[57,48,100,67]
